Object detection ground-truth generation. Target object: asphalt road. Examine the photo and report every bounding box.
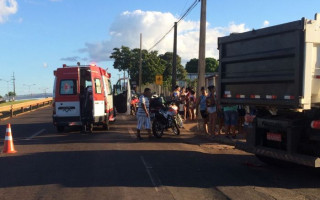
[0,106,319,200]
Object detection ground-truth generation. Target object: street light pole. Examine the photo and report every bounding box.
[0,78,11,97]
[23,84,36,97]
[39,87,49,98]
[12,73,15,98]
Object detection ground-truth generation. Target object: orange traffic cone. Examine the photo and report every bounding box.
[2,124,17,153]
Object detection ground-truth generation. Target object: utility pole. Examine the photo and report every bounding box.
[172,22,178,91]
[139,33,142,94]
[197,0,206,98]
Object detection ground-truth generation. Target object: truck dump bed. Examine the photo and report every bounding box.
[218,15,320,109]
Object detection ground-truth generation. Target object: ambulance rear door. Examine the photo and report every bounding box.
[101,71,114,121]
[90,66,105,122]
[54,67,80,119]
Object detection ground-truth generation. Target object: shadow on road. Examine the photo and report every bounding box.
[0,120,208,146]
[0,149,320,189]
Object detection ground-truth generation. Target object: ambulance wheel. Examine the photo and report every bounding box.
[81,125,86,133]
[88,123,94,133]
[103,118,110,131]
[113,109,117,120]
[57,126,65,133]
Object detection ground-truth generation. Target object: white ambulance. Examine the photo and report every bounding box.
[53,64,115,133]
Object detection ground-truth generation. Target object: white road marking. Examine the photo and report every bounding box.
[25,129,47,140]
[140,156,160,192]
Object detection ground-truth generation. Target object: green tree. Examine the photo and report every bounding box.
[6,91,16,101]
[129,49,165,85]
[7,91,16,97]
[185,58,198,73]
[159,52,187,82]
[206,58,219,72]
[110,46,133,72]
[185,57,219,73]
[110,46,165,85]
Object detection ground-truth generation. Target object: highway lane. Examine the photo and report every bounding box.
[0,106,320,200]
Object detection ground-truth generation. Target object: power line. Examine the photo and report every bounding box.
[148,25,175,51]
[148,0,200,51]
[177,0,199,24]
[179,0,190,18]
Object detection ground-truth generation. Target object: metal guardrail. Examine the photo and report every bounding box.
[0,98,53,120]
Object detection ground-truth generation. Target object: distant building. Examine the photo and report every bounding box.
[178,72,217,87]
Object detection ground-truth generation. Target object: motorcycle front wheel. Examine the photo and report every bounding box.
[152,120,164,138]
[172,121,180,135]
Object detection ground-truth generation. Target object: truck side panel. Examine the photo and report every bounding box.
[218,20,305,107]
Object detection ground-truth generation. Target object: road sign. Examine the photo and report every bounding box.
[155,75,163,85]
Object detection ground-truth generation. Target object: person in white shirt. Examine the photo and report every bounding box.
[136,88,152,140]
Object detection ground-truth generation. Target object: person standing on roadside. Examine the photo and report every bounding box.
[136,88,152,140]
[179,87,187,120]
[189,89,196,121]
[206,85,217,136]
[185,87,190,119]
[223,105,238,138]
[195,86,208,134]
[172,85,181,100]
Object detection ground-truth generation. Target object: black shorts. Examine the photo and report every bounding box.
[200,110,208,119]
[238,108,246,117]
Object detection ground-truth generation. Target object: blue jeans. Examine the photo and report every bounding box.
[224,110,238,126]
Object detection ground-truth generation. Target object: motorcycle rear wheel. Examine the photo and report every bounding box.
[152,120,164,138]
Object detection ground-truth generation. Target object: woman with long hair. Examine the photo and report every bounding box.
[206,85,217,136]
[195,87,208,134]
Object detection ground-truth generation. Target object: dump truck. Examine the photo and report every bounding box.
[218,13,320,167]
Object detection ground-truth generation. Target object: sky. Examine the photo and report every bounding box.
[0,0,320,96]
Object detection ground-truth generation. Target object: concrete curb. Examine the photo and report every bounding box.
[182,121,246,146]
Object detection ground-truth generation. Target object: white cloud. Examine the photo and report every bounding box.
[79,10,250,64]
[60,56,88,62]
[0,0,18,23]
[263,20,270,28]
[43,62,48,68]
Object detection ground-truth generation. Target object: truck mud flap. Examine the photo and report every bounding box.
[236,141,320,168]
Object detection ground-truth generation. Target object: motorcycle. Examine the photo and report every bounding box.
[130,95,139,115]
[150,97,182,138]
